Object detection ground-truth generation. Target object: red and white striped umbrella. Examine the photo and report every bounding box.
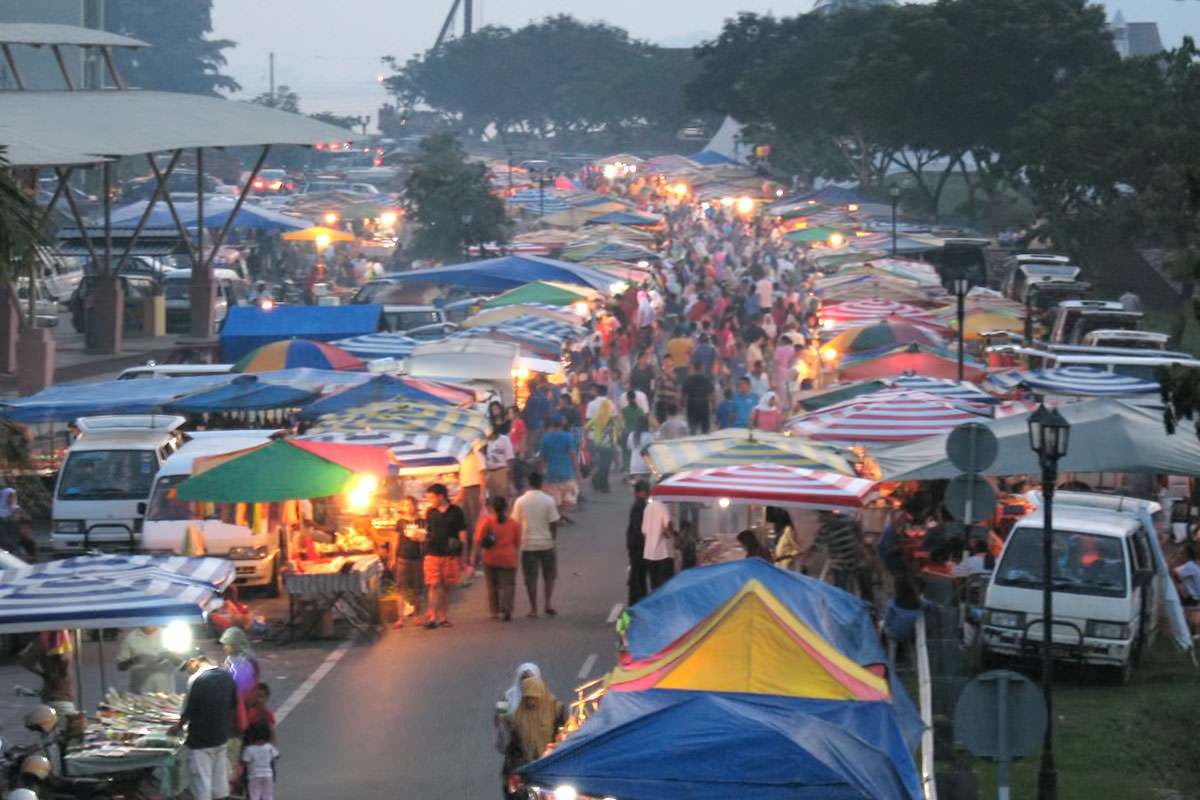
[821,298,936,324]
[787,390,991,445]
[650,463,876,510]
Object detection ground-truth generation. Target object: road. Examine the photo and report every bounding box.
[273,486,631,798]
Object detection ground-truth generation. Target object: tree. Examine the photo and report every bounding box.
[249,85,301,113]
[404,133,509,262]
[107,0,239,95]
[0,148,46,328]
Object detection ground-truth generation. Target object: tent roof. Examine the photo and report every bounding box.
[609,580,889,700]
[0,90,354,167]
[379,255,617,293]
[0,22,147,47]
[174,439,358,502]
[164,375,318,413]
[0,374,233,423]
[219,305,383,362]
[872,397,1200,480]
[518,690,921,800]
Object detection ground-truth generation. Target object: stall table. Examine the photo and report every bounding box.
[65,690,187,798]
[283,554,383,641]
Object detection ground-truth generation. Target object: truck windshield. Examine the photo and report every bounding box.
[58,449,158,500]
[147,473,247,523]
[995,528,1128,598]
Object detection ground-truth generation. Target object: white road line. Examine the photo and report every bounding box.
[275,640,353,726]
[577,653,598,680]
[606,603,624,624]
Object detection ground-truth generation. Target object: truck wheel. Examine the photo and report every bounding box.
[263,556,281,598]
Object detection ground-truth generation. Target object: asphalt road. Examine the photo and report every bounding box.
[273,485,631,799]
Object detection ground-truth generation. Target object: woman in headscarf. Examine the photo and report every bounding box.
[219,626,260,702]
[0,486,20,551]
[750,391,783,432]
[499,675,566,799]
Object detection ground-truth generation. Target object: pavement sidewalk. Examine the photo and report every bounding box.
[0,327,181,398]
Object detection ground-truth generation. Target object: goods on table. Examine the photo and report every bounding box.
[74,690,183,759]
[312,529,375,557]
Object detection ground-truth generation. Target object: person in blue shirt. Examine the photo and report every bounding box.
[715,387,736,429]
[537,416,579,522]
[731,376,759,428]
[693,333,717,377]
[523,381,552,456]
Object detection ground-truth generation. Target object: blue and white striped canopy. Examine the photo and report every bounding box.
[0,554,235,633]
[332,332,420,360]
[505,188,575,215]
[453,315,585,348]
[298,430,462,471]
[984,366,1160,397]
[887,375,1001,404]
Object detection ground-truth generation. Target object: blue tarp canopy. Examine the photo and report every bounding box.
[583,210,662,226]
[689,150,743,166]
[0,375,234,423]
[163,375,318,413]
[518,690,922,800]
[297,374,449,420]
[378,256,617,293]
[110,198,309,231]
[624,559,881,665]
[220,304,384,362]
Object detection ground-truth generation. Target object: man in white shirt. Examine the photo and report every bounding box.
[642,498,675,590]
[756,275,775,311]
[512,472,561,617]
[116,626,175,694]
[458,445,487,572]
[483,427,515,500]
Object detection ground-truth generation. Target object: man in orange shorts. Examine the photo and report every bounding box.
[422,483,467,628]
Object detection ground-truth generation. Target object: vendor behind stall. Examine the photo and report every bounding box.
[19,629,76,715]
[117,626,176,694]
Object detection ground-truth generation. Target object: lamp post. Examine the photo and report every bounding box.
[1027,402,1071,800]
[888,185,900,256]
[953,275,970,382]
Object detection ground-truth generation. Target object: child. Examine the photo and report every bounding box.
[242,722,279,800]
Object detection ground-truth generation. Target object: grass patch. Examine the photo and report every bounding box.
[964,637,1200,799]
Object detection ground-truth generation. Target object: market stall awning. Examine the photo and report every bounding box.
[378,255,618,293]
[297,374,457,420]
[642,429,856,477]
[461,303,584,329]
[825,320,946,354]
[650,463,875,509]
[836,342,987,382]
[330,332,419,360]
[220,305,383,363]
[163,375,318,414]
[0,554,235,633]
[233,339,366,373]
[821,298,936,324]
[0,374,233,423]
[309,402,488,463]
[886,374,1000,404]
[479,281,599,309]
[983,365,1160,397]
[608,580,889,700]
[787,390,991,445]
[518,690,922,800]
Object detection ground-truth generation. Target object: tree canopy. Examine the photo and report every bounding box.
[383,15,698,150]
[404,133,510,262]
[107,0,239,95]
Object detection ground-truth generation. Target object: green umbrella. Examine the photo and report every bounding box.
[783,225,850,244]
[481,280,596,308]
[173,440,357,502]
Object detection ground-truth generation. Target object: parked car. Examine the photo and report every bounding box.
[16,277,60,328]
[161,268,247,334]
[68,271,161,334]
[250,169,296,194]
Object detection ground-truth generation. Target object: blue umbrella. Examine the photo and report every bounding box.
[379,255,617,293]
[297,374,451,420]
[164,374,317,413]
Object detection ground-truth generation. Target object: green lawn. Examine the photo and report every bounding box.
[965,637,1200,799]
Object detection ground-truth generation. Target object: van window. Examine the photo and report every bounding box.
[995,527,1127,597]
[1131,529,1152,572]
[147,473,247,524]
[58,450,159,500]
[385,309,442,331]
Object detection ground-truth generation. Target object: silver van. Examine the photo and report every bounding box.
[161,268,246,333]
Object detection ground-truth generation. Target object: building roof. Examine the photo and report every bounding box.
[0,90,354,166]
[0,22,147,48]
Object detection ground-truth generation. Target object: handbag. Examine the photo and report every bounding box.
[481,525,497,549]
[446,535,463,556]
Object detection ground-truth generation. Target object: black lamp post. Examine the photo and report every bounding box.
[953,275,970,382]
[888,185,900,256]
[1027,402,1071,800]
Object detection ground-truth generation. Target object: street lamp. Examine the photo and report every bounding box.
[1027,402,1071,800]
[888,185,900,256]
[952,275,970,382]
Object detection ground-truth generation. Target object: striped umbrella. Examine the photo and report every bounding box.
[650,463,876,510]
[332,332,419,360]
[642,430,856,477]
[836,343,987,382]
[822,299,936,325]
[0,554,235,633]
[787,391,991,445]
[887,375,1000,404]
[983,366,1160,397]
[310,401,488,462]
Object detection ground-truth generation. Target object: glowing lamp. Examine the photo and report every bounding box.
[323,211,340,226]
[636,260,649,268]
[554,787,578,800]
[775,189,784,197]
[315,233,331,251]
[379,211,398,226]
[608,281,626,295]
[162,621,194,655]
[719,197,735,207]
[847,204,859,212]
[259,299,275,311]
[602,164,618,180]
[512,366,531,382]
[718,497,731,509]
[573,301,589,317]
[736,196,755,215]
[821,346,839,362]
[346,475,378,511]
[821,318,835,330]
[828,232,845,247]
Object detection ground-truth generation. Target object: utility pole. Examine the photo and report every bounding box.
[269,52,275,105]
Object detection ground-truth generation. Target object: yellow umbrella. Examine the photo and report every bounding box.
[955,309,1025,339]
[281,225,356,243]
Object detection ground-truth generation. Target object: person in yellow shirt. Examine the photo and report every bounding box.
[663,326,695,383]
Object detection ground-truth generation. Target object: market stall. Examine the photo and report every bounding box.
[282,553,383,641]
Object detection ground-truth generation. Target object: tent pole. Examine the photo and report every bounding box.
[74,629,85,711]
[96,631,108,695]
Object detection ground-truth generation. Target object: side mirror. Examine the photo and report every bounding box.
[137,502,147,516]
[1133,568,1155,589]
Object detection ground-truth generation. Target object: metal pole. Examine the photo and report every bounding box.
[539,171,545,218]
[890,196,898,257]
[1038,460,1058,800]
[956,288,965,382]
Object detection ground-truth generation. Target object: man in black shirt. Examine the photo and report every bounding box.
[170,653,238,800]
[626,481,651,606]
[680,358,716,434]
[423,483,467,629]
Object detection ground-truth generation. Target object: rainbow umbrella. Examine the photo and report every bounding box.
[233,339,365,373]
[174,440,379,502]
[825,320,946,354]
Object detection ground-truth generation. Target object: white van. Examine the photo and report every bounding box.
[51,415,188,555]
[982,495,1162,682]
[140,431,288,594]
[161,268,247,334]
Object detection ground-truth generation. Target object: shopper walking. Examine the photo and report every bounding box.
[422,483,467,629]
[584,384,617,493]
[642,496,675,591]
[512,472,561,618]
[497,675,566,800]
[626,481,651,606]
[537,416,579,523]
[170,653,239,800]
[477,496,521,621]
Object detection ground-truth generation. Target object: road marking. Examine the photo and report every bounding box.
[606,603,624,624]
[577,653,597,680]
[275,640,353,726]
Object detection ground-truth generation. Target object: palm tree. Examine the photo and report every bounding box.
[0,147,45,329]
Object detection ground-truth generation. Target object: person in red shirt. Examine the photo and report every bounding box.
[737,529,775,563]
[477,496,522,621]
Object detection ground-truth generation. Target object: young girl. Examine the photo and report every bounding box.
[241,723,279,800]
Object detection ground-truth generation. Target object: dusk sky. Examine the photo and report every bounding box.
[210,0,1200,123]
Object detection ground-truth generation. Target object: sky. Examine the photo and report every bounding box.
[210,0,1200,124]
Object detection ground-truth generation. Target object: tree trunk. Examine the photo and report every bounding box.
[0,286,19,373]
